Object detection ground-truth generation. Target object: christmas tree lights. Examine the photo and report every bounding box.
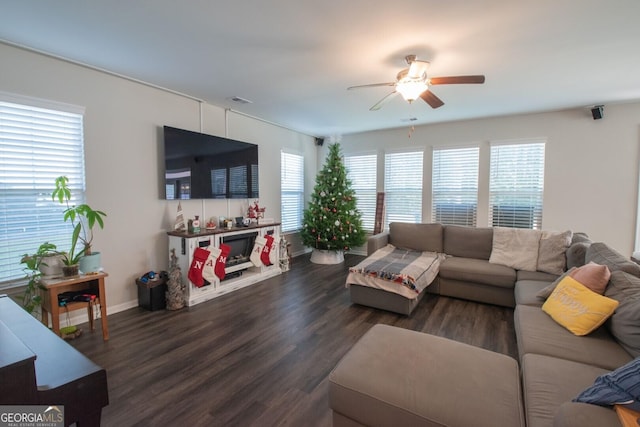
[300,143,366,251]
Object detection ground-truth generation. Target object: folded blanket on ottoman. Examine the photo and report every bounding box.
[346,244,444,299]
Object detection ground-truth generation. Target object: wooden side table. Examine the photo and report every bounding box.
[40,272,109,341]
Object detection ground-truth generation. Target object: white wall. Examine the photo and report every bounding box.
[1,42,317,313]
[4,39,639,313]
[339,104,640,255]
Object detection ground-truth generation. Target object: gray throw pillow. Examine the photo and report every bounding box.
[605,271,640,358]
[586,242,640,277]
[536,267,577,300]
[537,230,572,275]
[566,241,591,269]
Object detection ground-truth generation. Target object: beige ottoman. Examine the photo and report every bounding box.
[329,324,525,427]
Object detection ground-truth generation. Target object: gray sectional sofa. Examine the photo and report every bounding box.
[331,222,640,427]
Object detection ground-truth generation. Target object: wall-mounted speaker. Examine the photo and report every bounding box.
[315,137,325,146]
[591,105,604,120]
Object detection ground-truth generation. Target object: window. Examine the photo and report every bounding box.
[489,141,545,229]
[432,146,479,226]
[344,153,377,231]
[281,151,304,232]
[0,96,85,287]
[384,150,423,225]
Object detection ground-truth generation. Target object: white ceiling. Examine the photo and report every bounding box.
[2,1,640,137]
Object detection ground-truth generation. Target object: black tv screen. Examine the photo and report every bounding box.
[163,126,259,200]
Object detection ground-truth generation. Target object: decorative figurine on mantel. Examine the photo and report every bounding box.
[174,202,185,231]
[247,200,266,222]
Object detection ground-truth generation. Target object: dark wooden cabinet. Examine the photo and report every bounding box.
[0,295,108,426]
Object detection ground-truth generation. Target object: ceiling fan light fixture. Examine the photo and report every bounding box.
[396,79,428,103]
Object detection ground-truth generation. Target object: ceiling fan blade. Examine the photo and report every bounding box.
[370,91,398,111]
[429,75,485,85]
[408,60,429,78]
[420,90,445,109]
[347,82,395,90]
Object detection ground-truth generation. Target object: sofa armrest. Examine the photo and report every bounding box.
[367,231,389,256]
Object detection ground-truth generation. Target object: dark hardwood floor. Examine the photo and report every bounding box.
[70,254,517,427]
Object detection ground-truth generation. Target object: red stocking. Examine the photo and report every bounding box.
[261,234,274,266]
[215,243,231,280]
[188,247,210,287]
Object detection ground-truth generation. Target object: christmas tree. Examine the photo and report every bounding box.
[301,143,366,251]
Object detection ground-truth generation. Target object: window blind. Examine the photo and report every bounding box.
[0,99,85,287]
[250,163,259,199]
[489,141,545,229]
[384,150,423,226]
[229,165,248,198]
[211,168,226,198]
[281,151,304,232]
[432,146,479,226]
[344,153,377,231]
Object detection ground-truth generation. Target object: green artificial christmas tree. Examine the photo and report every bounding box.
[301,143,366,257]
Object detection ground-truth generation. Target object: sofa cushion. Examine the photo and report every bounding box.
[489,227,542,272]
[571,232,591,244]
[389,222,443,252]
[514,280,550,306]
[517,270,558,282]
[521,354,611,427]
[439,256,516,288]
[553,402,621,427]
[515,305,632,370]
[605,270,640,358]
[542,276,619,336]
[566,242,591,269]
[537,230,572,275]
[586,242,640,277]
[443,225,493,260]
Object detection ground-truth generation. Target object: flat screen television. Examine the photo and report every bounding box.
[163,126,259,200]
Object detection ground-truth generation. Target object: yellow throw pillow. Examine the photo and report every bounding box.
[542,276,619,336]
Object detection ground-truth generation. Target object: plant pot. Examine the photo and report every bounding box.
[62,264,80,277]
[39,254,64,276]
[310,249,344,265]
[79,252,101,274]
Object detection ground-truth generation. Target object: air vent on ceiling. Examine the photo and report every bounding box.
[228,96,253,104]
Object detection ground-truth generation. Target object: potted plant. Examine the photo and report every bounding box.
[37,241,64,276]
[52,176,107,276]
[20,242,59,316]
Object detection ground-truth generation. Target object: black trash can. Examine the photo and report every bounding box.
[136,276,167,311]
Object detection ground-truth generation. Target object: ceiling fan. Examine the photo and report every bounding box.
[348,55,485,111]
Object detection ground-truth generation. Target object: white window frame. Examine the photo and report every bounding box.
[384,149,424,226]
[489,139,546,229]
[432,145,479,226]
[0,92,86,288]
[280,150,304,233]
[344,152,377,232]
